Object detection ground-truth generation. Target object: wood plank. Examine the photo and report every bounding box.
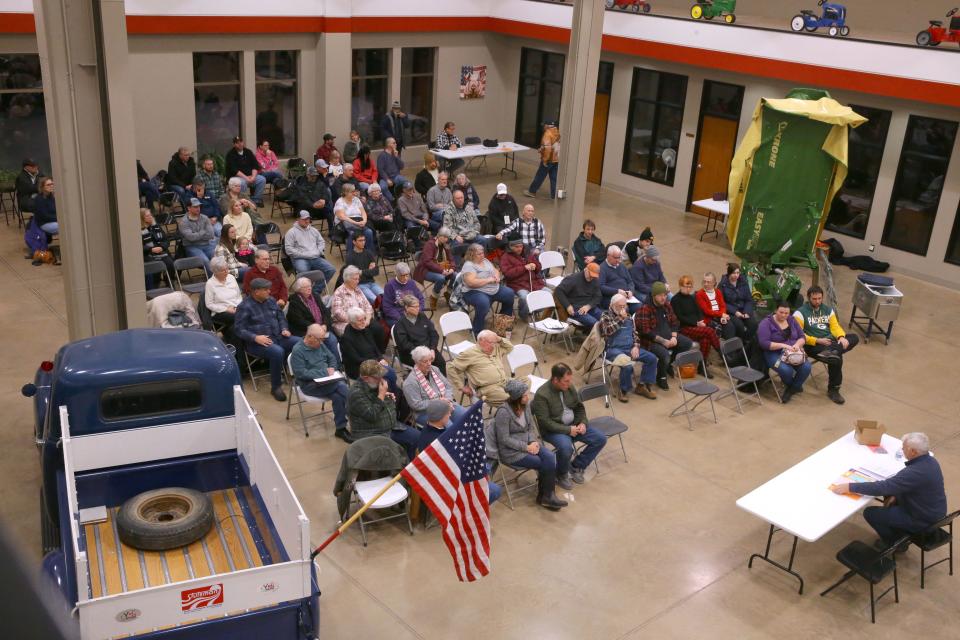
[84,524,104,599]
[162,546,191,584]
[241,486,283,564]
[183,536,214,580]
[202,522,234,575]
[140,546,166,588]
[224,489,263,568]
[210,491,250,570]
[115,517,146,592]
[96,520,123,596]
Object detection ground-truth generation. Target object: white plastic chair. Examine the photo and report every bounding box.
[506,343,548,395]
[285,354,337,437]
[539,250,566,290]
[520,290,573,352]
[439,311,476,360]
[352,477,414,546]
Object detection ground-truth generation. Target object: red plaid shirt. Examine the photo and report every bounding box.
[634,302,680,349]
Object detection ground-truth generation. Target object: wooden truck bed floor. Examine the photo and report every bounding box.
[82,487,285,598]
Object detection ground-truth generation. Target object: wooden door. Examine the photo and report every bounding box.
[587,93,610,185]
[689,115,738,216]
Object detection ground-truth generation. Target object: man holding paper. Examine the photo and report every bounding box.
[291,324,352,443]
[832,432,946,548]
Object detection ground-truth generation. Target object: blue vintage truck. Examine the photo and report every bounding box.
[23,329,319,639]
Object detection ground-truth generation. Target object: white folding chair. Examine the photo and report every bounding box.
[351,476,414,546]
[285,354,337,437]
[520,290,573,352]
[439,311,476,360]
[539,250,566,290]
[506,343,548,395]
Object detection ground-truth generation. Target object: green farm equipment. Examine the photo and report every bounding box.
[691,0,737,23]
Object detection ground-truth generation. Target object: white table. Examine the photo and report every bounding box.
[432,142,531,177]
[736,430,904,593]
[690,198,729,242]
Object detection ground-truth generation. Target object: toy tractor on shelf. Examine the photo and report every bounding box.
[791,1,850,36]
[916,7,960,46]
[691,0,736,23]
[606,0,652,13]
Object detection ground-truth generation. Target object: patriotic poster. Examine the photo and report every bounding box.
[459,65,487,100]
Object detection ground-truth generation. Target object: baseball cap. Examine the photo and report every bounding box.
[298,210,311,219]
[232,135,243,143]
[496,183,508,195]
[22,158,37,167]
[508,238,524,247]
[585,263,601,275]
[250,278,271,290]
[401,180,414,190]
[315,159,329,169]
[644,244,660,260]
[189,197,201,207]
[323,133,335,141]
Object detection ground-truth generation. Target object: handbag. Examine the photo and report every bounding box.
[678,363,698,379]
[482,138,498,148]
[781,349,806,367]
[492,313,514,338]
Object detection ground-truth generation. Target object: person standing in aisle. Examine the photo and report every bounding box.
[523,120,560,199]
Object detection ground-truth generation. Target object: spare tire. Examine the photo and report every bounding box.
[116,488,214,551]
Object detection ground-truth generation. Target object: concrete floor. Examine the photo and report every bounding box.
[1,167,958,639]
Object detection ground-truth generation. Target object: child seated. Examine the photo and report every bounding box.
[235,237,255,266]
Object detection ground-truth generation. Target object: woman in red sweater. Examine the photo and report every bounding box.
[353,145,379,189]
[695,271,736,339]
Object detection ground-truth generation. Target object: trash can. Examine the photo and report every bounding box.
[849,276,902,343]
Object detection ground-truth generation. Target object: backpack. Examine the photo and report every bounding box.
[447,272,468,312]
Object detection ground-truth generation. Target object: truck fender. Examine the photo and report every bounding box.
[40,550,77,621]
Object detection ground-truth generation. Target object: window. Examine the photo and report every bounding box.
[701,81,743,119]
[881,115,958,255]
[515,48,564,149]
[945,202,960,266]
[0,54,50,174]
[825,105,891,239]
[101,379,202,422]
[352,49,390,147]
[400,48,435,147]
[255,51,297,156]
[193,52,242,155]
[622,68,688,186]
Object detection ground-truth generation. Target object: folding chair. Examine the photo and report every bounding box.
[377,230,410,278]
[488,456,538,511]
[389,324,413,378]
[820,535,909,623]
[144,261,174,300]
[173,256,210,296]
[909,509,960,589]
[157,192,183,226]
[579,382,629,469]
[257,222,283,262]
[285,354,337,437]
[242,346,276,393]
[506,344,547,395]
[0,187,15,226]
[716,337,768,413]
[439,311,476,361]
[351,475,414,546]
[270,179,295,222]
[520,290,573,352]
[195,288,226,334]
[539,250,567,290]
[298,269,331,295]
[669,349,719,431]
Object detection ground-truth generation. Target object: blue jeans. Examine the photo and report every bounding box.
[516,289,531,319]
[391,426,421,461]
[359,281,384,303]
[292,256,336,283]
[462,286,515,336]
[864,505,928,545]
[764,350,812,389]
[513,448,558,489]
[568,307,602,328]
[241,175,267,204]
[40,222,59,235]
[378,178,398,203]
[606,347,658,390]
[423,271,449,295]
[484,461,502,504]
[299,379,349,430]
[414,403,468,427]
[542,426,607,477]
[528,162,558,199]
[184,243,215,269]
[245,334,299,390]
[261,170,283,184]
[139,180,160,207]
[170,185,189,208]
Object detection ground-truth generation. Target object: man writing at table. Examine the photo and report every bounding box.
[832,432,946,550]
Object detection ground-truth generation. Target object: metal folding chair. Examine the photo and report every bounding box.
[669,349,719,431]
[285,354,337,437]
[909,508,960,589]
[506,344,548,395]
[520,290,573,352]
[579,382,628,470]
[144,261,174,300]
[439,311,475,361]
[820,535,909,623]
[173,256,210,296]
[716,337,767,413]
[539,250,567,289]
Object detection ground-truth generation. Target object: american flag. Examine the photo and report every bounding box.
[401,401,491,582]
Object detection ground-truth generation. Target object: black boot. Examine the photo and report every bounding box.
[538,487,568,510]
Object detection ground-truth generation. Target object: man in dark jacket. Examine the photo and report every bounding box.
[380,101,410,155]
[635,282,693,389]
[345,234,383,303]
[15,158,43,212]
[346,360,418,460]
[224,136,266,206]
[233,278,298,401]
[485,183,519,235]
[555,263,603,329]
[833,432,947,548]
[291,166,334,227]
[166,147,197,206]
[629,244,667,304]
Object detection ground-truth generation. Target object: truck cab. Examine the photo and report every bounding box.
[24,329,319,639]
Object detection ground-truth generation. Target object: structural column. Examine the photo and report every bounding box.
[315,32,353,144]
[34,0,146,338]
[552,0,605,250]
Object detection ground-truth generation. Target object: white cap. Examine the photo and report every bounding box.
[496,183,507,195]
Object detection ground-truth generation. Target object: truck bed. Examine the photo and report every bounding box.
[83,487,284,598]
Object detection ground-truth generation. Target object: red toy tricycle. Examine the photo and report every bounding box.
[916,7,960,46]
[605,0,652,13]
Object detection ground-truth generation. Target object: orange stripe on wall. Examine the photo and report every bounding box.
[2,12,956,108]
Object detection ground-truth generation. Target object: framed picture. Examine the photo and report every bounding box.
[460,65,487,99]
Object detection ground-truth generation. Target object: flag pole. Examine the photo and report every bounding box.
[311,470,405,559]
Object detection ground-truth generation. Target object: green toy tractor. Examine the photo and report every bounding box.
[691,0,737,23]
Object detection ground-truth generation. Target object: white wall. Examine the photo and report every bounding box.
[128,51,196,173]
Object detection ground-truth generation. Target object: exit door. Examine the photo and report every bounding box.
[587,62,614,185]
[688,81,744,216]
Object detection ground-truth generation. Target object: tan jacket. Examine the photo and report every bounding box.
[572,323,604,373]
[540,127,560,164]
[448,340,514,398]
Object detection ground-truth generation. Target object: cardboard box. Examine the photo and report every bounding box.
[855,419,886,446]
